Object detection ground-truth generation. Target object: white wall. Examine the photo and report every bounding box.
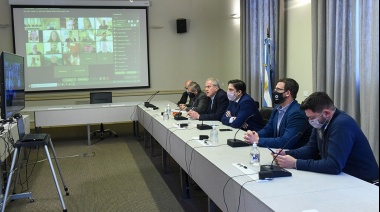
[0,0,242,107]
[0,0,13,51]
[286,0,312,102]
[0,0,312,107]
[218,0,241,88]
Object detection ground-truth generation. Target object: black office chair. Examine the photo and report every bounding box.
[254,101,260,109]
[259,107,274,125]
[90,92,118,140]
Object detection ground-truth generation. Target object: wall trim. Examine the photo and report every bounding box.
[25,90,184,101]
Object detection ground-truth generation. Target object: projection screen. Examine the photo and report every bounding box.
[12,6,150,92]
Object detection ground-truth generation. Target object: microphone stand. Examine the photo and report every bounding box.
[259,132,303,179]
[196,104,212,130]
[144,91,159,109]
[226,114,255,147]
[197,120,212,130]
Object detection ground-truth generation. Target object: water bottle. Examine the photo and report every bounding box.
[166,104,171,115]
[210,125,218,143]
[250,143,260,166]
[163,108,169,121]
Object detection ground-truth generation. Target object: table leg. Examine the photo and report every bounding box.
[180,168,190,199]
[87,124,91,145]
[208,197,216,212]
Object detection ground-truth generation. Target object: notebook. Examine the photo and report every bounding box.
[17,117,47,142]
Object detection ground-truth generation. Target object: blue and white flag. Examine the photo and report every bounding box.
[263,34,273,107]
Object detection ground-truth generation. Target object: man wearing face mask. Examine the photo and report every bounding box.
[272,92,378,183]
[221,79,265,131]
[178,81,208,113]
[177,80,192,106]
[244,78,312,148]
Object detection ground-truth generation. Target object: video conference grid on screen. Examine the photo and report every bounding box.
[12,7,149,92]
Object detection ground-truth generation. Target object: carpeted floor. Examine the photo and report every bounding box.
[2,136,211,212]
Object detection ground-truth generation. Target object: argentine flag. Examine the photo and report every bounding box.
[263,36,273,107]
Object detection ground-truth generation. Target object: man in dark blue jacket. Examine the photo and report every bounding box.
[244,78,312,149]
[274,92,379,183]
[187,78,228,121]
[221,79,265,131]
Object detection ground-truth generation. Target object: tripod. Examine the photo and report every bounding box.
[1,136,69,212]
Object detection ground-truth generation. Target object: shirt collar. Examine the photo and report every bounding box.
[234,93,244,103]
[277,100,294,112]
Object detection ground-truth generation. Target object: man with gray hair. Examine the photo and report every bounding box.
[188,78,228,121]
[179,81,208,113]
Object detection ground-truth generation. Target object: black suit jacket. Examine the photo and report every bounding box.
[186,92,208,113]
[177,91,189,105]
[199,89,228,121]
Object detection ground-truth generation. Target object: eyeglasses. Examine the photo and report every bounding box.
[274,87,285,92]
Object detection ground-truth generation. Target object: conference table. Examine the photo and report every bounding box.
[23,102,140,145]
[137,101,379,212]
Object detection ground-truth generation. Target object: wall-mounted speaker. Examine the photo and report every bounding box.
[176,18,187,33]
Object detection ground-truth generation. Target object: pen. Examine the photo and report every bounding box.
[186,106,194,117]
[267,146,276,154]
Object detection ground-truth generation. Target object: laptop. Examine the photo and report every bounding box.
[17,117,47,142]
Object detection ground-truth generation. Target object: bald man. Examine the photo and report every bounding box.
[177,80,192,106]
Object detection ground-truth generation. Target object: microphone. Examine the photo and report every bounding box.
[259,132,303,179]
[144,91,159,109]
[196,102,212,130]
[145,91,159,104]
[197,120,212,130]
[226,114,255,147]
[174,112,188,120]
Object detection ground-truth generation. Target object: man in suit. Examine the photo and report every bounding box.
[221,79,265,131]
[274,92,378,183]
[244,78,312,149]
[179,81,208,113]
[187,78,228,121]
[29,44,42,55]
[65,31,77,42]
[46,43,60,54]
[177,79,192,106]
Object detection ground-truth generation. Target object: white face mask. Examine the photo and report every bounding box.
[227,91,236,101]
[308,113,327,129]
